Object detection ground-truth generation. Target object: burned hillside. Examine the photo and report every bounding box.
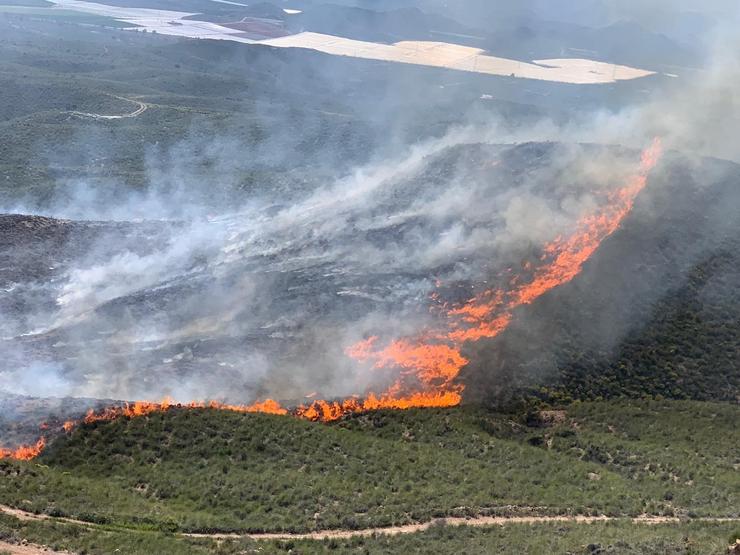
[1,142,736,428]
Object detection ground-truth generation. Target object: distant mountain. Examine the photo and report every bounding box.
[286,4,481,44]
[284,2,704,69]
[484,19,702,69]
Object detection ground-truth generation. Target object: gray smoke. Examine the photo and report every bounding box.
[1,0,739,408]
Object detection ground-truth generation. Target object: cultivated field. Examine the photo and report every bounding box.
[46,0,654,84]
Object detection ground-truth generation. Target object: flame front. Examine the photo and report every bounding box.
[76,398,289,428]
[277,139,662,422]
[0,438,45,461]
[337,138,663,416]
[0,140,662,459]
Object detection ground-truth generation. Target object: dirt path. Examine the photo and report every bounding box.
[2,503,737,542]
[0,505,94,530]
[0,539,71,554]
[187,515,740,541]
[68,95,149,120]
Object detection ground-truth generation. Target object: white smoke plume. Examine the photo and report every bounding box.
[1,0,739,408]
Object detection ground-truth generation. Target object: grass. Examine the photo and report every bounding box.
[0,6,133,27]
[0,513,226,555]
[547,401,739,517]
[0,400,736,536]
[0,407,635,533]
[337,399,740,518]
[287,521,740,554]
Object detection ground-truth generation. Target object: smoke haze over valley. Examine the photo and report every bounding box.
[2,22,738,406]
[0,3,739,553]
[1,0,739,410]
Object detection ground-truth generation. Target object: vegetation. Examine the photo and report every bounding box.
[0,508,738,554]
[338,400,739,518]
[464,212,740,407]
[0,400,736,538]
[0,407,636,533]
[285,522,740,555]
[0,6,132,26]
[0,0,52,6]
[556,253,740,403]
[0,7,738,554]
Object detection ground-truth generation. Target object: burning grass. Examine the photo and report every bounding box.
[0,140,664,462]
[331,139,663,419]
[0,439,45,461]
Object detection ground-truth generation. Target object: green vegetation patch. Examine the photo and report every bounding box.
[287,521,740,555]
[0,401,736,535]
[0,407,636,533]
[0,6,132,27]
[337,400,740,518]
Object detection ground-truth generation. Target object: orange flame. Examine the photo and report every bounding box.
[0,438,45,461]
[68,397,288,431]
[339,138,663,414]
[0,140,662,460]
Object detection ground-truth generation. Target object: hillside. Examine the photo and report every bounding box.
[0,2,739,553]
[1,401,737,533]
[0,400,737,553]
[461,150,740,405]
[1,145,739,447]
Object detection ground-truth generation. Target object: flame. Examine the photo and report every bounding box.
[339,138,663,415]
[73,398,289,430]
[0,140,662,460]
[0,438,45,461]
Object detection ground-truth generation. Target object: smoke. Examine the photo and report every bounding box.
[0,134,658,405]
[0,362,70,398]
[2,130,623,402]
[1,0,739,409]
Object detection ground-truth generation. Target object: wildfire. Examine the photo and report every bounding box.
[0,438,45,461]
[338,138,663,414]
[73,398,288,429]
[0,399,289,461]
[0,140,662,461]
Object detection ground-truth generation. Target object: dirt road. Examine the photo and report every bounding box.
[0,539,71,554]
[68,95,148,120]
[1,503,737,542]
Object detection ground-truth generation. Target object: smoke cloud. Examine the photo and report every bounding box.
[1,0,739,409]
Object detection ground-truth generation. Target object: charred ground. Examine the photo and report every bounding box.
[1,145,739,443]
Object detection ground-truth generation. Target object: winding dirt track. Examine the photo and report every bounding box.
[68,95,149,120]
[1,504,737,542]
